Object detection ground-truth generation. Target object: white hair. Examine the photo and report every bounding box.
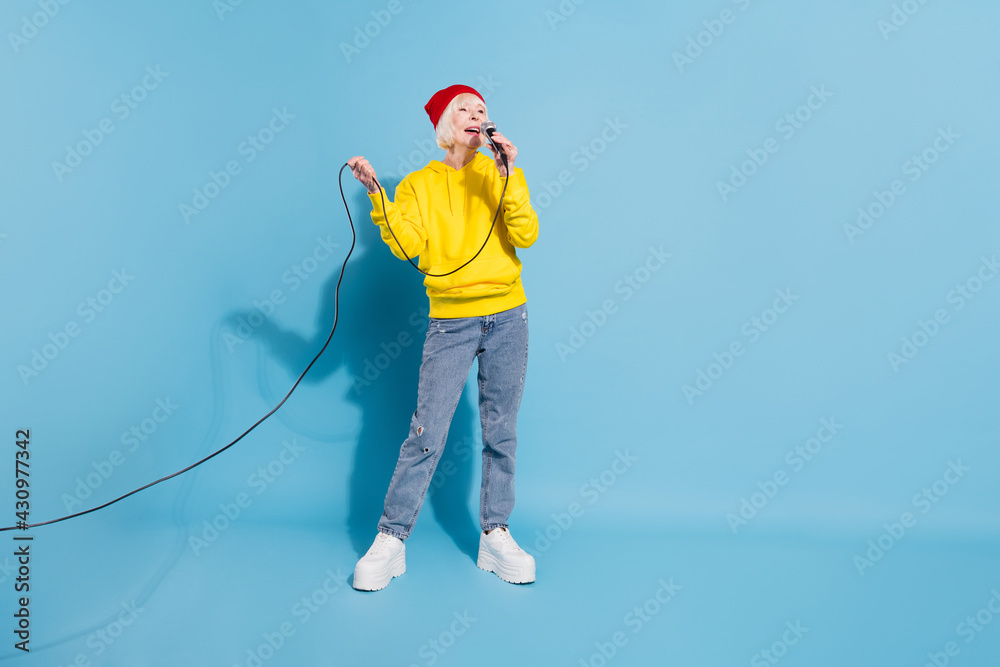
[434,93,488,149]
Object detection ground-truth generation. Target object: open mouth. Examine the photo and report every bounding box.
[464,127,481,135]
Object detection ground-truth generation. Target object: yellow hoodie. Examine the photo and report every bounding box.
[368,151,539,318]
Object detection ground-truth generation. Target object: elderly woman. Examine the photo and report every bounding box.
[347,84,539,591]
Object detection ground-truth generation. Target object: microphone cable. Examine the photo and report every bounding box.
[1,157,505,532]
[370,154,508,276]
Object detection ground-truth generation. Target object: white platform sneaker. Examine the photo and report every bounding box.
[477,527,535,584]
[353,532,405,591]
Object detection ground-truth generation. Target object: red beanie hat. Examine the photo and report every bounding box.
[424,84,485,129]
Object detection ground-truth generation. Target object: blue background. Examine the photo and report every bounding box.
[2,0,998,665]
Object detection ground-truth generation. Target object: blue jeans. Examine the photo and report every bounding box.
[377,302,529,540]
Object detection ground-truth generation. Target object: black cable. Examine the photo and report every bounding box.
[1,164,362,532]
[1,157,506,532]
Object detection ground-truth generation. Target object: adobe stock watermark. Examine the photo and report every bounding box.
[534,116,627,212]
[579,578,682,667]
[233,566,351,667]
[853,459,970,576]
[921,587,1000,667]
[427,434,476,495]
[178,107,295,224]
[51,66,170,182]
[339,0,407,63]
[843,126,959,243]
[59,397,180,512]
[7,0,73,54]
[407,611,478,667]
[716,85,834,203]
[750,620,809,667]
[886,254,997,373]
[54,600,144,667]
[221,235,340,352]
[380,76,501,183]
[672,0,756,74]
[16,268,135,386]
[682,288,799,405]
[347,311,429,394]
[534,449,638,553]
[726,417,844,534]
[544,0,587,30]
[213,0,249,21]
[555,245,669,362]
[188,439,306,556]
[877,0,934,41]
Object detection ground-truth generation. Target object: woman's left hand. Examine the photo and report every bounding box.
[486,131,517,176]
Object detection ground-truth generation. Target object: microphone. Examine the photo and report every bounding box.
[480,121,507,165]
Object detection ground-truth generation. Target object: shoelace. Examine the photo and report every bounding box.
[368,533,392,556]
[493,528,521,554]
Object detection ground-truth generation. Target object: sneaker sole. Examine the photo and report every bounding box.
[352,548,406,591]
[477,550,535,584]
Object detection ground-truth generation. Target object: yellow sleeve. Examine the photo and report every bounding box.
[368,179,428,260]
[500,167,539,248]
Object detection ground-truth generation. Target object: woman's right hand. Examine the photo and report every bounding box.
[348,156,380,194]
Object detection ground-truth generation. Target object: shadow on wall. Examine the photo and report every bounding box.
[226,182,482,560]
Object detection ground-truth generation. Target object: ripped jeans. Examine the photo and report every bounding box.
[377,302,529,540]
